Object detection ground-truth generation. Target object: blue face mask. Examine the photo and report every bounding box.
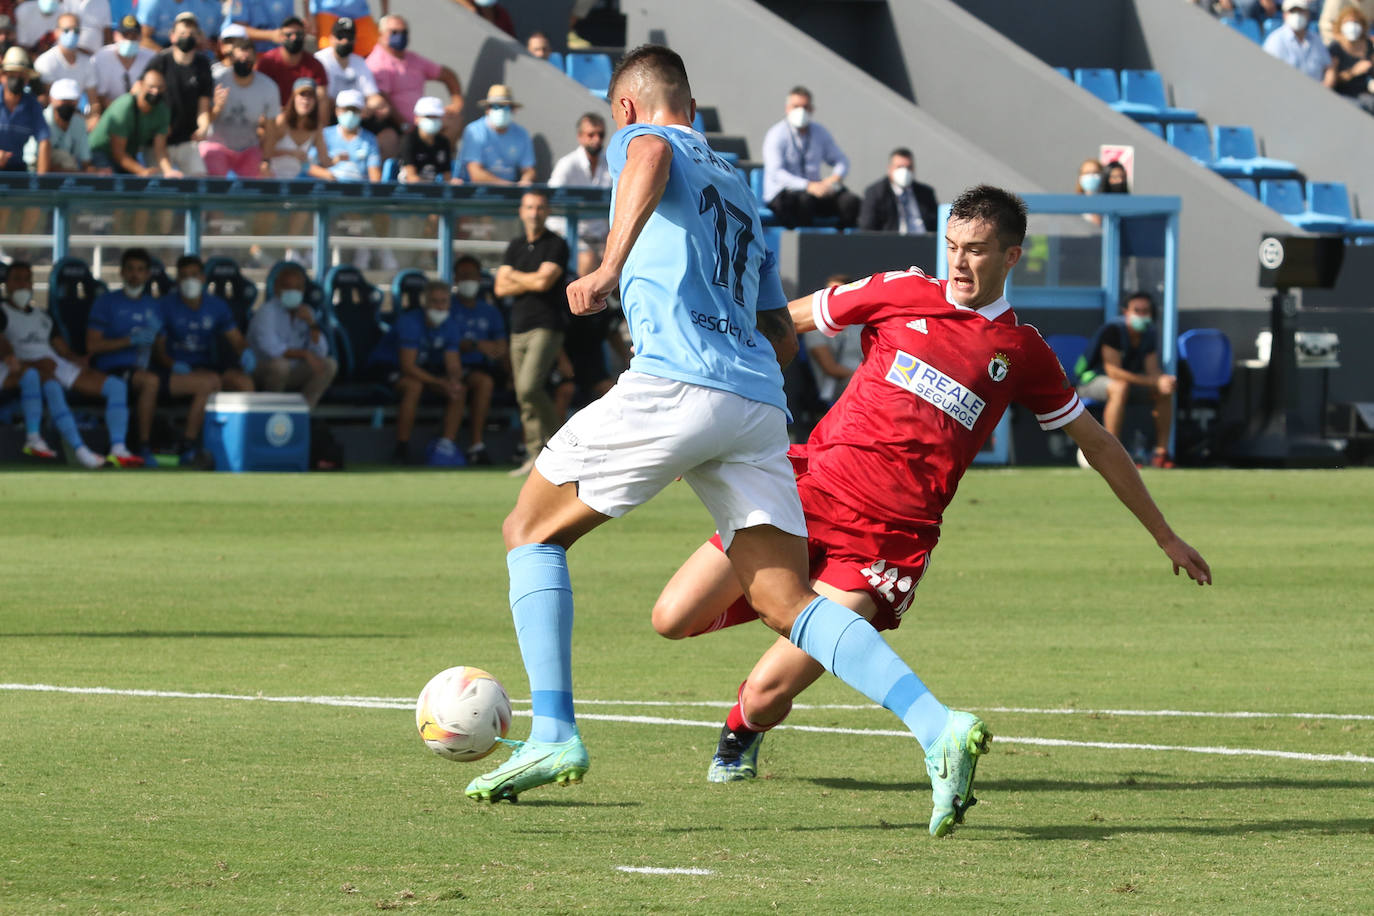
[387,30,408,52]
[59,29,80,51]
[117,38,138,57]
[337,110,362,131]
[1078,172,1102,194]
[280,289,305,309]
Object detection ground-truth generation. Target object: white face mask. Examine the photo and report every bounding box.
[455,279,480,299]
[1079,172,1102,194]
[1286,11,1309,33]
[418,116,443,136]
[786,105,810,129]
[124,283,145,299]
[117,38,138,57]
[10,288,33,309]
[891,166,913,188]
[180,278,203,300]
[426,308,451,326]
[1342,20,1365,41]
[486,107,512,129]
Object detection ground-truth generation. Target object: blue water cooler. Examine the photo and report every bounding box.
[205,393,311,472]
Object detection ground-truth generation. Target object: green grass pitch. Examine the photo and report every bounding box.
[1,468,1371,913]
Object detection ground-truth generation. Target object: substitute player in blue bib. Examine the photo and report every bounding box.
[468,47,990,832]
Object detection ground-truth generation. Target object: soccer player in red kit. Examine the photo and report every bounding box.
[652,185,1211,830]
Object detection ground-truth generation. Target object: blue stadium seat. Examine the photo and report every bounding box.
[1260,179,1348,232]
[390,269,429,315]
[1224,15,1263,43]
[321,264,385,381]
[1306,181,1374,236]
[1053,66,1072,80]
[1141,122,1165,139]
[204,257,259,331]
[1166,122,1216,167]
[1229,177,1259,198]
[1213,125,1298,178]
[547,51,564,71]
[1073,68,1156,119]
[1177,329,1233,401]
[1045,334,1092,387]
[749,167,775,222]
[47,257,105,354]
[1120,70,1198,122]
[1261,17,1283,38]
[566,53,613,98]
[692,109,705,133]
[380,158,398,182]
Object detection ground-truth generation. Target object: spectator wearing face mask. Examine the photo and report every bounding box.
[761,85,860,229]
[34,12,102,127]
[366,14,462,143]
[66,0,111,55]
[144,11,212,176]
[15,0,62,56]
[458,83,534,185]
[858,147,938,235]
[1264,0,1332,81]
[449,0,516,38]
[88,67,181,175]
[1324,6,1374,111]
[1076,157,1105,227]
[247,263,338,407]
[1103,160,1130,194]
[322,87,380,180]
[399,95,456,183]
[0,46,49,173]
[310,0,387,59]
[547,112,610,276]
[228,0,297,54]
[91,15,153,111]
[137,0,223,50]
[255,15,328,108]
[1076,292,1178,467]
[1319,0,1374,43]
[201,26,278,178]
[448,254,505,466]
[31,76,97,171]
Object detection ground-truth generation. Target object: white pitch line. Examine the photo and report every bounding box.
[616,866,713,876]
[3,684,1371,765]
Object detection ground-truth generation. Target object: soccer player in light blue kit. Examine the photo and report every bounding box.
[466,46,990,833]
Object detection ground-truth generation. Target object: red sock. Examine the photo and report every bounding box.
[725,701,752,733]
[688,596,759,637]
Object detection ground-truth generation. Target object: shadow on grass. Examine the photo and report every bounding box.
[0,631,393,639]
[808,775,1374,793]
[504,800,642,810]
[1002,818,1374,840]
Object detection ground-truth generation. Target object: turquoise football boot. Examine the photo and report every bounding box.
[465,733,589,803]
[925,710,992,837]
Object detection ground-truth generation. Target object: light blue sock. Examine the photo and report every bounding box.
[42,379,84,449]
[101,376,129,448]
[789,596,949,751]
[508,543,576,744]
[19,368,42,436]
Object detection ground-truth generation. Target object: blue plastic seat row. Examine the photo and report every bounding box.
[1164,123,1298,178]
[1072,68,1199,123]
[1258,179,1374,236]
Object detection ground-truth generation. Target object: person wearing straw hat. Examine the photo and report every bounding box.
[458,83,534,185]
[0,46,48,173]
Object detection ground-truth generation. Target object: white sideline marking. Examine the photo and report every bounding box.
[3,684,1371,765]
[616,866,713,876]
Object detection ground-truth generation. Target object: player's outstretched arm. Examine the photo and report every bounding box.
[756,308,798,367]
[567,134,672,316]
[1064,412,1212,585]
[787,293,820,334]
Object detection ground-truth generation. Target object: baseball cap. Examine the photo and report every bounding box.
[335,88,365,110]
[413,95,445,119]
[219,23,249,41]
[291,76,317,94]
[174,11,200,26]
[332,17,356,37]
[117,14,140,35]
[1281,0,1309,10]
[49,78,81,102]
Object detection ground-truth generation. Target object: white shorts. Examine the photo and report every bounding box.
[535,371,807,549]
[51,356,83,389]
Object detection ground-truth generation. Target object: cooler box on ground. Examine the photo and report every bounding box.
[205,393,311,472]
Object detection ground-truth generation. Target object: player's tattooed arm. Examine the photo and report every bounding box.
[757,306,798,368]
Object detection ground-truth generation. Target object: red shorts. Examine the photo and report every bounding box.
[709,446,938,632]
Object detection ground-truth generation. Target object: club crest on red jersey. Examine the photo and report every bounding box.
[988,352,1010,382]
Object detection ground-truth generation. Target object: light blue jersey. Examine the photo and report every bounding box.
[607,123,788,413]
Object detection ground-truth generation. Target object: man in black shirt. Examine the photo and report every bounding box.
[1076,292,1178,467]
[144,12,211,177]
[495,190,569,476]
[398,95,454,183]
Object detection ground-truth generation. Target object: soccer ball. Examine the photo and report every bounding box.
[415,666,513,762]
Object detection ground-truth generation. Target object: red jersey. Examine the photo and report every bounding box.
[804,267,1082,531]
